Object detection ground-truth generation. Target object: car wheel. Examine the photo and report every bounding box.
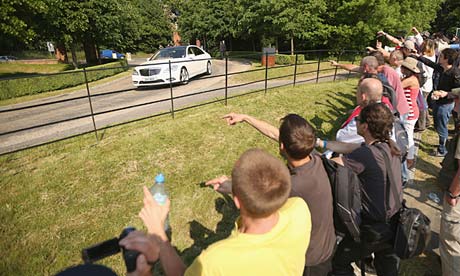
[206,61,212,75]
[180,67,189,85]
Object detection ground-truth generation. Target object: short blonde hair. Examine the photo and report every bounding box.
[232,148,291,218]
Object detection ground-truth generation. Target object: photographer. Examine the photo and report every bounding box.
[121,148,312,276]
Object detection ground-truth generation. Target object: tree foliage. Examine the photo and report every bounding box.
[432,0,460,36]
[1,0,455,59]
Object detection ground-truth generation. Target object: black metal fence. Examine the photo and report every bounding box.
[0,49,363,155]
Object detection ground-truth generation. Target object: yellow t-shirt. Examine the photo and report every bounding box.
[185,197,311,276]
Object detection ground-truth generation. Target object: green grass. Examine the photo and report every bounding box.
[0,79,357,275]
[230,60,354,84]
[0,78,441,275]
[0,63,74,77]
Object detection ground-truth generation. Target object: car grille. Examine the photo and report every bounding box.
[139,68,161,76]
[139,80,165,84]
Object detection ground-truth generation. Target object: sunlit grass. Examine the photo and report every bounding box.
[0,78,442,275]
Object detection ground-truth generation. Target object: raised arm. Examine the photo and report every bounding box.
[377,30,402,46]
[223,113,280,142]
[329,60,360,72]
[138,186,187,276]
[411,27,424,47]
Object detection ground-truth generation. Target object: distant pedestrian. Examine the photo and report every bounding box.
[220,40,226,59]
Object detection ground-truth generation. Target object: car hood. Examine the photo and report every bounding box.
[139,58,188,67]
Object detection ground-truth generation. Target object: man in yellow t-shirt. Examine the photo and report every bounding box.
[120,148,311,276]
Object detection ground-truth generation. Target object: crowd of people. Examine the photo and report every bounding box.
[78,28,460,276]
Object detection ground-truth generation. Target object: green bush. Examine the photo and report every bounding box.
[0,60,128,101]
[227,51,261,60]
[275,54,305,65]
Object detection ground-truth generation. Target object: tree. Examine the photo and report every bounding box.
[432,0,460,36]
[269,0,327,54]
[0,0,47,52]
[323,0,444,51]
[135,0,172,53]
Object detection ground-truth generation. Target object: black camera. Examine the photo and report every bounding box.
[82,227,140,273]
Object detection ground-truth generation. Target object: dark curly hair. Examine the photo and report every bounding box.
[359,103,401,156]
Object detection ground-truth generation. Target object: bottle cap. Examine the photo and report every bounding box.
[155,173,165,183]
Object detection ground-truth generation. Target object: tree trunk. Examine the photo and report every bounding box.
[275,38,279,53]
[83,37,98,65]
[252,37,255,52]
[55,42,68,63]
[96,44,101,64]
[291,37,294,56]
[70,43,78,69]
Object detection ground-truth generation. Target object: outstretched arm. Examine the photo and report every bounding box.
[223,113,280,142]
[138,186,187,276]
[205,175,233,194]
[316,138,361,154]
[329,60,360,72]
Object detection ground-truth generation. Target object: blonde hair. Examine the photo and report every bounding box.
[232,148,291,218]
[422,39,436,57]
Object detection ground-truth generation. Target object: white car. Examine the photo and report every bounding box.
[132,46,212,88]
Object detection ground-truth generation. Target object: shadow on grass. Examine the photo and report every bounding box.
[180,193,239,265]
[312,90,355,138]
[152,191,238,275]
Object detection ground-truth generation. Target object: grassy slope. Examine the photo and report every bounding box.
[0,63,73,77]
[0,78,441,275]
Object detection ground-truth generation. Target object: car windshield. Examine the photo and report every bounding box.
[151,47,186,60]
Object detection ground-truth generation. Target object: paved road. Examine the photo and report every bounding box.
[0,59,255,154]
[0,59,347,154]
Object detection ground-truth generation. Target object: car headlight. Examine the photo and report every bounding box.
[132,69,139,76]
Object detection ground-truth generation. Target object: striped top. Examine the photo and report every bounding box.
[403,86,419,120]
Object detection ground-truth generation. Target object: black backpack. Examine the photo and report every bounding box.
[380,85,409,160]
[321,156,363,242]
[393,115,409,160]
[382,83,398,113]
[416,61,428,88]
[376,145,431,259]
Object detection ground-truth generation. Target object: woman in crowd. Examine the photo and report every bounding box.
[400,57,421,168]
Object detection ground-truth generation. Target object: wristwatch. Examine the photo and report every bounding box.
[447,190,460,199]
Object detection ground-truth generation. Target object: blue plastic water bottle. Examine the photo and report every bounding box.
[151,173,170,230]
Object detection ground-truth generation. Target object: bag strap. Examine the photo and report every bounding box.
[375,143,401,223]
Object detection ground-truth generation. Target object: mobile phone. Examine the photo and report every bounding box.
[82,237,120,263]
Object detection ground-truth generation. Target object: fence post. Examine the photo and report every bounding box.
[293,53,298,87]
[225,55,228,106]
[169,60,175,119]
[316,52,321,83]
[83,67,98,142]
[333,51,341,81]
[264,52,268,94]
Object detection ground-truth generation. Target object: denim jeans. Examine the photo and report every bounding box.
[400,113,408,183]
[433,102,455,154]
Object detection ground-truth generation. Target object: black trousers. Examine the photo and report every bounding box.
[331,235,400,276]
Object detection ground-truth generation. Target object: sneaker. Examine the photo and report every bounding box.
[431,150,447,157]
